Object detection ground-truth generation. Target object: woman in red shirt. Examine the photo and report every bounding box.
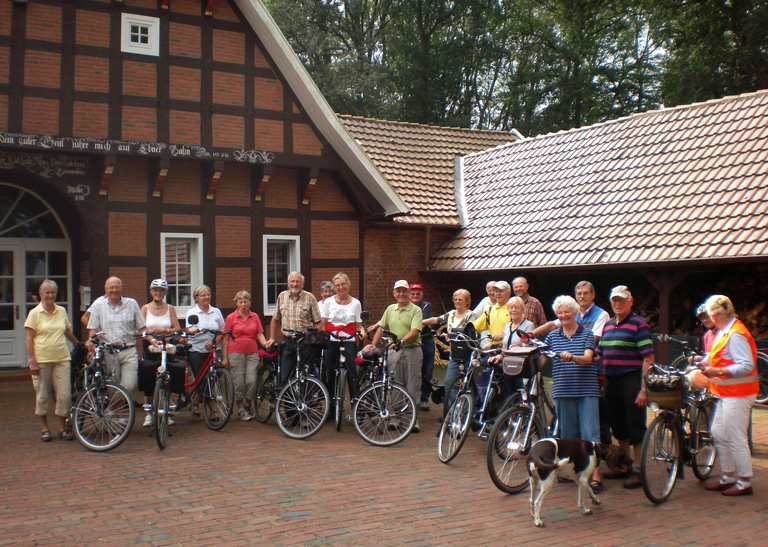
[222,291,267,421]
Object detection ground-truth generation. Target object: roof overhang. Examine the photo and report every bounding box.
[235,0,409,217]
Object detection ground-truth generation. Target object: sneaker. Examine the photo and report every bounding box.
[168,415,175,426]
[142,413,153,427]
[238,408,253,421]
[413,420,421,433]
[623,473,642,489]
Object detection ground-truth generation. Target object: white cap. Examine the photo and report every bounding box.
[610,285,631,299]
[393,279,409,290]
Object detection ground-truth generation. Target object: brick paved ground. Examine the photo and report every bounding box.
[1,378,767,546]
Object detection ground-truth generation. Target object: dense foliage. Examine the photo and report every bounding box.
[263,0,768,137]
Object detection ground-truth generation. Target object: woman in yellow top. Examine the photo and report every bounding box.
[24,279,79,442]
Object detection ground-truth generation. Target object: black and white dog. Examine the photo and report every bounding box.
[527,438,633,527]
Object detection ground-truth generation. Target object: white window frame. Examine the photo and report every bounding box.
[263,235,300,317]
[121,13,160,57]
[160,233,203,316]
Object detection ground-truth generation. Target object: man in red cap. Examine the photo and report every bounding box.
[410,283,434,411]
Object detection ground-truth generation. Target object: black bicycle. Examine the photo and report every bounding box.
[70,334,136,452]
[327,330,362,432]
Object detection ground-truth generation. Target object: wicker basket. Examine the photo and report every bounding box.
[646,374,688,410]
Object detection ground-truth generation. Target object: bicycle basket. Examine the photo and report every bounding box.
[449,334,477,363]
[502,346,541,378]
[304,327,331,349]
[646,373,688,410]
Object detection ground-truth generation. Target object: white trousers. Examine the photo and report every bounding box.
[711,395,755,478]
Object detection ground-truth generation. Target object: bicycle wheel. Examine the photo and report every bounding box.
[253,364,275,423]
[437,391,474,463]
[335,368,347,431]
[202,366,234,431]
[353,382,417,447]
[755,353,768,404]
[153,376,170,450]
[72,381,135,452]
[276,376,330,440]
[486,405,543,494]
[640,414,682,504]
[691,406,717,480]
[442,374,464,417]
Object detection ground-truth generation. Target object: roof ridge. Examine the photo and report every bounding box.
[336,114,514,136]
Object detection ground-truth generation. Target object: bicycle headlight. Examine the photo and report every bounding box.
[649,402,660,412]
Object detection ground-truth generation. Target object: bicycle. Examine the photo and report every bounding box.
[351,329,417,446]
[274,328,331,440]
[437,333,517,463]
[70,334,136,452]
[640,356,717,504]
[485,333,559,494]
[253,347,280,424]
[327,330,363,432]
[182,316,236,431]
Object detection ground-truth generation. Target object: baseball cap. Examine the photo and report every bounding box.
[150,279,168,290]
[494,281,511,292]
[610,285,631,299]
[393,280,409,290]
[409,283,423,291]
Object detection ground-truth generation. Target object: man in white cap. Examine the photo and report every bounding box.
[473,280,512,349]
[595,285,654,490]
[365,280,423,431]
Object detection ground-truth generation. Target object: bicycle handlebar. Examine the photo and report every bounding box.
[515,330,557,358]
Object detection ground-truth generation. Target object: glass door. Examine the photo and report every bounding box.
[0,245,23,367]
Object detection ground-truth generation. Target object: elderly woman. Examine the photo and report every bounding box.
[24,280,80,442]
[544,296,599,472]
[185,285,225,417]
[140,279,181,427]
[319,281,335,304]
[222,291,268,421]
[698,295,758,496]
[489,296,536,393]
[321,272,364,397]
[423,289,476,412]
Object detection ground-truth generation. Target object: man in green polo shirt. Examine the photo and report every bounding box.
[366,279,423,432]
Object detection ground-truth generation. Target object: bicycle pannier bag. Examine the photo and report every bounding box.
[502,346,540,378]
[645,373,687,410]
[138,359,187,393]
[449,337,475,362]
[304,327,331,348]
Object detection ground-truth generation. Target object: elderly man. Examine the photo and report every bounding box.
[473,280,512,348]
[512,276,547,328]
[365,280,423,431]
[596,285,654,490]
[472,280,496,317]
[87,277,158,392]
[409,283,435,411]
[267,271,322,385]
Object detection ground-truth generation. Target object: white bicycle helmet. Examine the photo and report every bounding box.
[150,278,168,290]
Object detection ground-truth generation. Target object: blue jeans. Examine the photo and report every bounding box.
[420,337,435,404]
[443,359,463,414]
[323,340,358,398]
[279,339,319,385]
[555,396,600,442]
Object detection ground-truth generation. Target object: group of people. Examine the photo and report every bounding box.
[25,273,760,498]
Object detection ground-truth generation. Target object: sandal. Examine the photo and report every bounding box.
[40,431,52,442]
[589,480,604,494]
[59,430,74,441]
[191,405,201,417]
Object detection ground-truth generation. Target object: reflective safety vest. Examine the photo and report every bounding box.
[708,319,758,398]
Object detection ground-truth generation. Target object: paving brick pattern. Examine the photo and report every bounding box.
[1,380,767,546]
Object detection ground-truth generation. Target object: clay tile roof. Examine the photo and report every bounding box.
[430,90,768,271]
[338,115,516,225]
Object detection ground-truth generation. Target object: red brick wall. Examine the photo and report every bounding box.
[254,119,283,152]
[213,0,240,22]
[0,47,11,84]
[122,106,157,141]
[0,2,10,36]
[23,97,58,134]
[109,212,147,256]
[73,102,108,138]
[170,1,199,15]
[216,268,251,309]
[108,267,147,304]
[254,44,271,69]
[108,157,148,202]
[213,30,244,64]
[216,163,251,206]
[0,95,7,131]
[311,172,355,212]
[163,161,200,205]
[212,114,243,148]
[169,66,200,101]
[292,123,322,156]
[265,218,297,230]
[254,77,282,111]
[75,56,109,93]
[213,72,244,106]
[162,214,200,227]
[124,0,156,9]
[170,23,200,58]
[215,216,251,257]
[24,51,60,88]
[169,110,201,145]
[264,168,296,209]
[311,221,359,259]
[26,3,61,42]
[76,11,110,48]
[123,61,157,97]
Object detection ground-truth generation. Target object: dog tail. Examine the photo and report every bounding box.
[529,449,559,472]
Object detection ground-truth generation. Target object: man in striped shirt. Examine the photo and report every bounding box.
[596,285,654,489]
